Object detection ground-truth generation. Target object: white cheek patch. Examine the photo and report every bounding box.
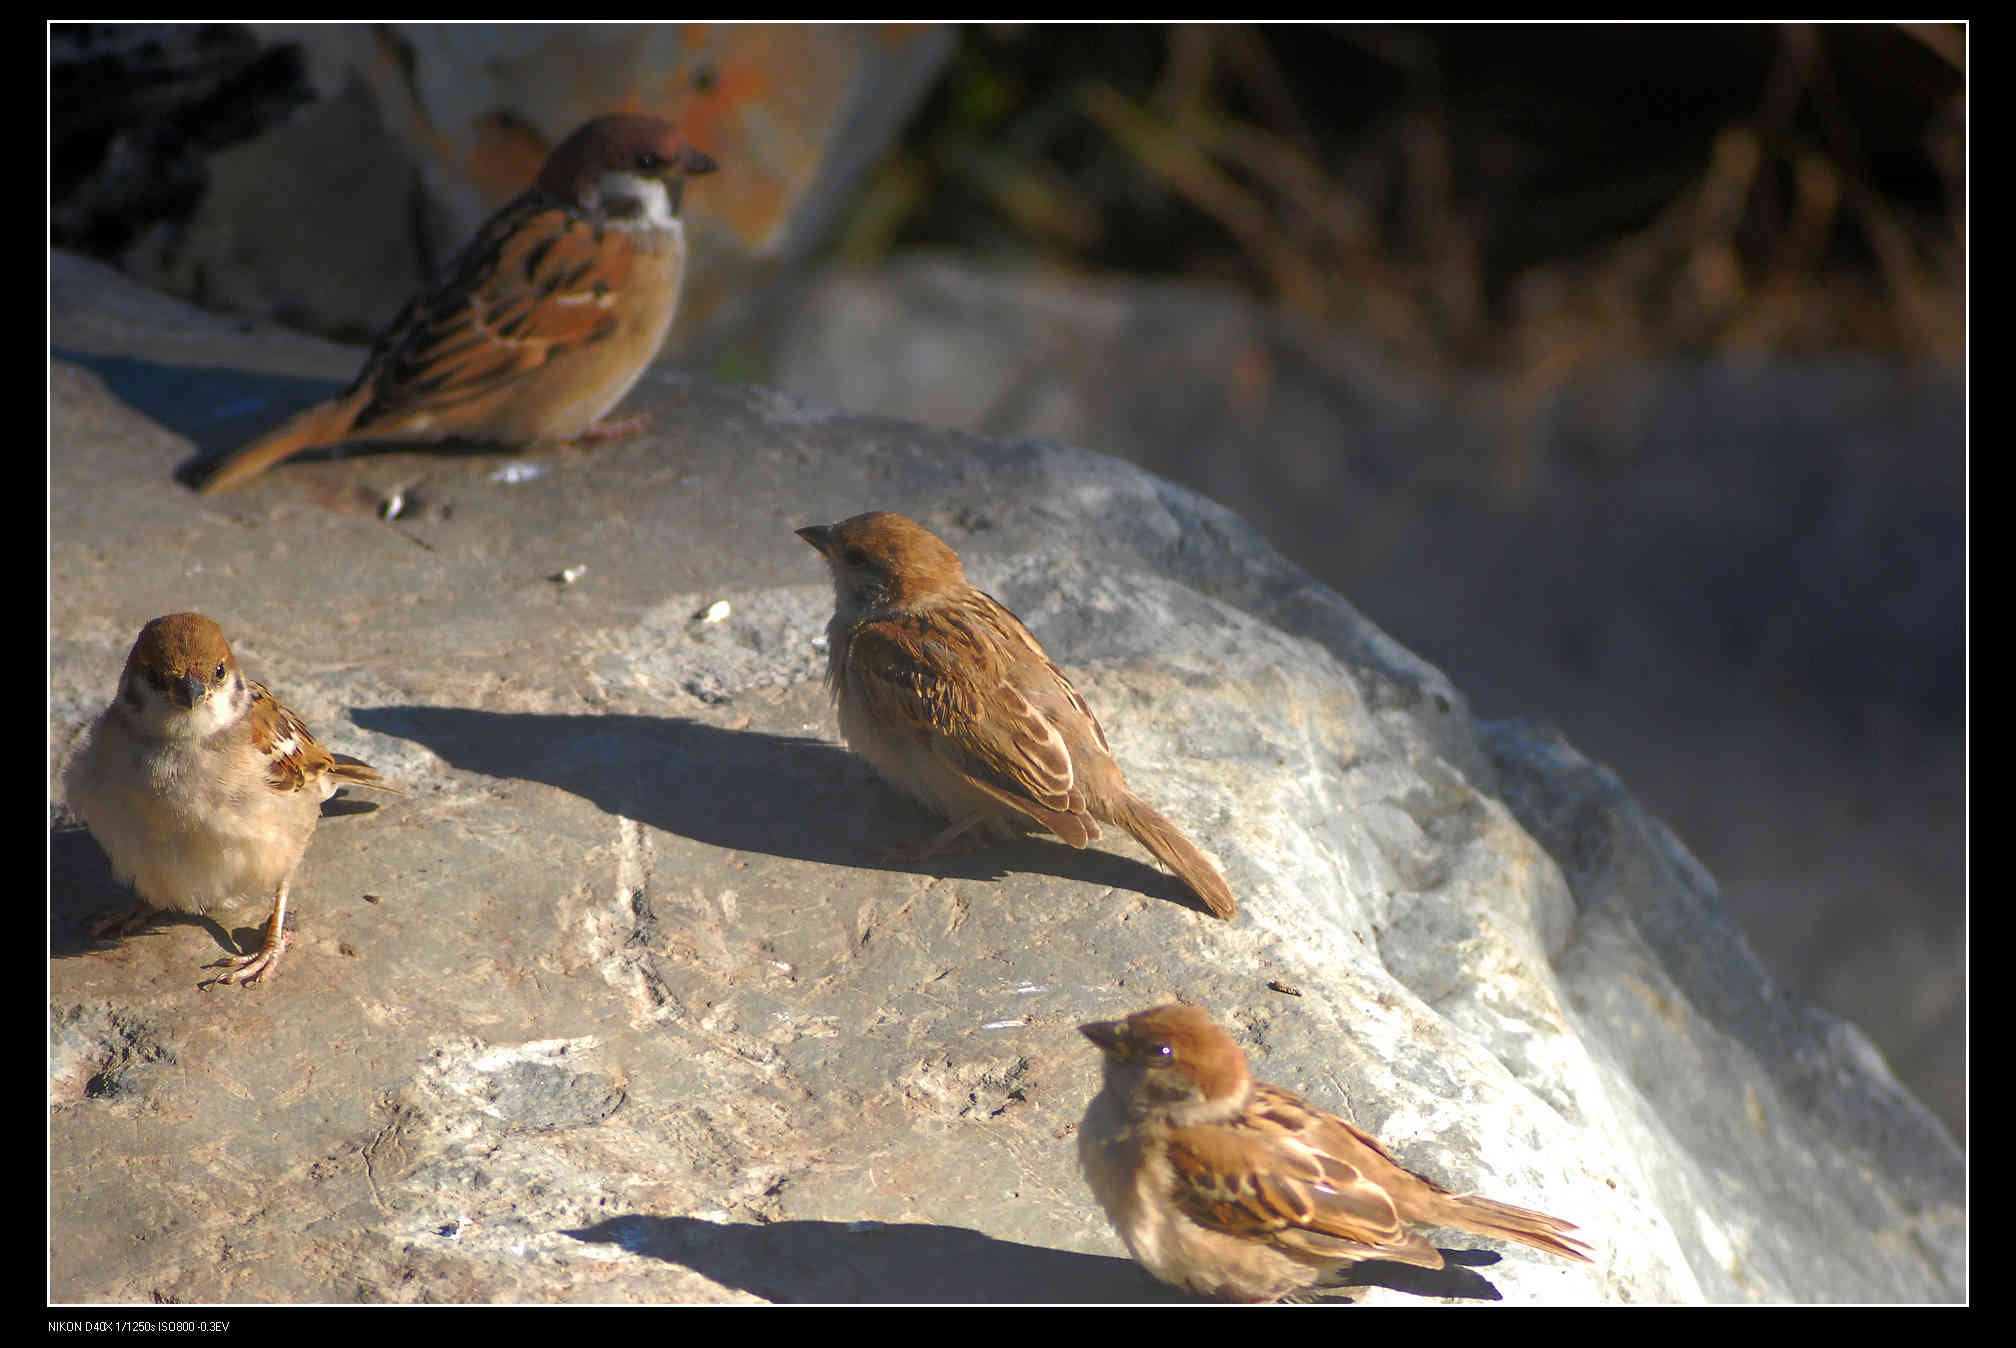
[594,172,679,232]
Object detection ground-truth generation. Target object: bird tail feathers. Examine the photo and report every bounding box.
[195,389,372,494]
[329,757,408,796]
[1442,1194,1594,1264]
[1105,792,1237,919]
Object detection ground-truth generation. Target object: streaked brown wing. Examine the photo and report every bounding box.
[245,681,337,795]
[844,611,1079,816]
[1166,1125,1401,1245]
[356,192,630,423]
[1163,1085,1447,1269]
[981,591,1113,761]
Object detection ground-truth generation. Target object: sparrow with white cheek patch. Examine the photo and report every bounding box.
[797,511,1237,919]
[194,113,717,494]
[1078,1004,1593,1302]
[62,613,403,986]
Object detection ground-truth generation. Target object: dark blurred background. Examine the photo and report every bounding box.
[50,23,1965,1138]
[830,25,1962,363]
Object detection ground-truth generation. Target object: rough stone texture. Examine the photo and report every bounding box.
[50,252,1962,1304]
[754,254,1967,1142]
[114,22,952,344]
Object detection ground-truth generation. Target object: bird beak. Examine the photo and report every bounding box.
[663,146,716,216]
[1079,1020,1127,1055]
[170,671,206,709]
[795,524,836,557]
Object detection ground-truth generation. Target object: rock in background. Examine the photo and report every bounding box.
[54,22,953,343]
[749,255,1967,1143]
[49,253,1962,1303]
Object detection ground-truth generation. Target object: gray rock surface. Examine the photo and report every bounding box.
[754,255,1967,1141]
[50,252,1962,1304]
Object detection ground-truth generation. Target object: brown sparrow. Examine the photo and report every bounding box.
[1078,1004,1593,1301]
[62,613,402,985]
[194,113,717,493]
[797,511,1236,919]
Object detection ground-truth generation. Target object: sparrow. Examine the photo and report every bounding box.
[797,511,1237,919]
[193,113,717,493]
[62,613,402,985]
[1078,1003,1593,1302]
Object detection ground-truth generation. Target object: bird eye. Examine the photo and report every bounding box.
[1152,1042,1174,1059]
[214,662,227,680]
[843,546,870,568]
[636,151,662,171]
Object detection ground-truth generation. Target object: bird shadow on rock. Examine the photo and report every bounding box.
[50,822,240,962]
[53,348,512,489]
[564,1214,1198,1304]
[563,1215,1519,1304]
[351,705,1221,916]
[55,347,340,472]
[1315,1247,1513,1302]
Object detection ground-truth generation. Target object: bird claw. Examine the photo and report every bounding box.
[878,816,992,865]
[88,901,153,940]
[577,413,652,442]
[201,927,292,988]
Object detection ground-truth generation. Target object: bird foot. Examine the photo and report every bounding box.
[88,901,154,940]
[202,925,293,988]
[577,413,652,442]
[879,815,992,865]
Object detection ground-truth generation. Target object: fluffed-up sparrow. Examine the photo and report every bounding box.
[194,113,717,493]
[1078,1003,1593,1301]
[797,511,1237,919]
[63,613,402,985]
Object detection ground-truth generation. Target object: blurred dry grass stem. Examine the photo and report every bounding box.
[839,24,1961,485]
[1090,25,1959,487]
[858,27,1959,382]
[1129,27,1954,366]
